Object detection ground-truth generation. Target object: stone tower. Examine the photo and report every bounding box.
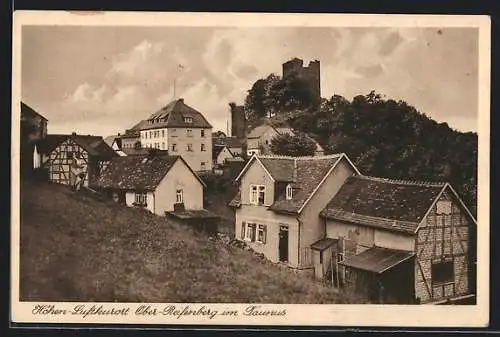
[229,102,246,139]
[282,58,321,104]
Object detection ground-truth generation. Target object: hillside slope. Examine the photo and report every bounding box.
[19,182,353,303]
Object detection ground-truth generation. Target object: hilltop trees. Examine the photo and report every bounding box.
[270,133,317,157]
[243,72,478,214]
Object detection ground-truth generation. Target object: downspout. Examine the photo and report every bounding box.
[297,214,302,268]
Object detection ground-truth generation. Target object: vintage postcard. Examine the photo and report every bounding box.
[11,11,490,327]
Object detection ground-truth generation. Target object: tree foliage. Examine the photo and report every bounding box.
[270,133,317,157]
[244,73,316,124]
[243,73,478,214]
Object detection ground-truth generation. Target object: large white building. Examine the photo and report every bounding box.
[139,98,213,172]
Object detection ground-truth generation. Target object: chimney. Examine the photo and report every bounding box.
[72,132,77,136]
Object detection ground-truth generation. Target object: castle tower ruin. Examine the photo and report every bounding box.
[229,102,246,140]
[282,57,321,105]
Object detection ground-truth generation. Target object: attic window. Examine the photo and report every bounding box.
[286,184,293,200]
[436,200,452,215]
[184,117,193,123]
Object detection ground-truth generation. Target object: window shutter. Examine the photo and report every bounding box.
[241,222,246,240]
[263,225,267,244]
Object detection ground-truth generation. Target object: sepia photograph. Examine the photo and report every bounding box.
[11,11,490,326]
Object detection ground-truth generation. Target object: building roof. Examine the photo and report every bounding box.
[311,238,338,251]
[21,102,48,121]
[104,135,120,147]
[166,209,219,220]
[139,98,212,131]
[213,145,233,160]
[95,153,205,191]
[339,246,415,274]
[37,133,117,159]
[120,148,155,156]
[214,136,243,148]
[231,154,359,214]
[247,124,276,139]
[320,175,446,234]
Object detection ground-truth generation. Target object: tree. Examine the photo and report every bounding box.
[270,133,317,157]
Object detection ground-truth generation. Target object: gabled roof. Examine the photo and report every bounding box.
[231,153,360,214]
[139,98,212,130]
[213,145,233,160]
[21,102,48,121]
[95,154,205,191]
[104,135,119,147]
[320,175,449,234]
[37,133,117,159]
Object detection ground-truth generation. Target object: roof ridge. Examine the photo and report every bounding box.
[354,174,447,187]
[257,153,343,160]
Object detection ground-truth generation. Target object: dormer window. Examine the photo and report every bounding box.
[184,116,193,123]
[286,184,293,200]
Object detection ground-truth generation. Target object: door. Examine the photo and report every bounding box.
[279,225,289,262]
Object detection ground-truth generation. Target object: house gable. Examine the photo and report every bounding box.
[414,186,476,303]
[154,157,204,214]
[239,157,276,207]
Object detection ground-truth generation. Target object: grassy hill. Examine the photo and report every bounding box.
[19,181,355,303]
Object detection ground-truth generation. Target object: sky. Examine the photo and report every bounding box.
[21,26,479,137]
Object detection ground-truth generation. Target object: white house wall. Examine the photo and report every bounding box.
[153,158,204,215]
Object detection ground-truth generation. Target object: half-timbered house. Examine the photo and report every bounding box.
[38,132,117,189]
[318,175,477,304]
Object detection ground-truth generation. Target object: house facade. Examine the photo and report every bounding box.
[38,133,117,188]
[229,154,360,270]
[95,153,205,216]
[213,145,235,166]
[138,98,213,172]
[20,102,48,172]
[318,175,476,304]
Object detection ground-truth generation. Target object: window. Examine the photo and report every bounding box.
[256,224,267,243]
[337,253,344,263]
[172,144,177,152]
[162,130,165,137]
[149,131,152,138]
[244,223,256,242]
[144,132,147,139]
[176,189,183,203]
[201,162,206,170]
[184,117,193,123]
[134,192,147,207]
[161,142,165,149]
[67,151,74,160]
[201,129,205,137]
[436,200,452,215]
[187,144,193,152]
[187,129,193,137]
[250,185,266,205]
[432,260,454,285]
[201,143,206,151]
[286,184,293,200]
